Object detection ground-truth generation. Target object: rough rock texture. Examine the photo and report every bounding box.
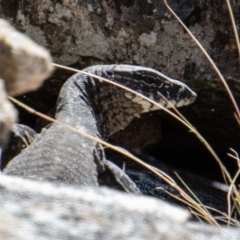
[0,19,53,96]
[0,175,240,240]
[1,1,238,81]
[0,80,17,146]
[0,18,53,148]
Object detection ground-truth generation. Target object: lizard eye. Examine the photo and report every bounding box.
[141,75,156,86]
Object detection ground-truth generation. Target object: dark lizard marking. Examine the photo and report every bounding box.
[1,124,37,170]
[2,65,196,191]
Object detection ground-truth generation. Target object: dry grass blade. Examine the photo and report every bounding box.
[156,186,220,226]
[226,149,240,222]
[234,112,240,127]
[157,91,194,128]
[164,0,240,218]
[225,0,240,59]
[174,172,211,213]
[164,0,240,121]
[174,173,239,226]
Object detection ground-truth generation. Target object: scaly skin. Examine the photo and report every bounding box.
[3,65,196,189]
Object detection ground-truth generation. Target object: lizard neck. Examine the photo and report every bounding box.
[55,65,146,140]
[93,81,144,139]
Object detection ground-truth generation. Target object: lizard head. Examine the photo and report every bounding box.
[86,64,197,137]
[112,65,197,112]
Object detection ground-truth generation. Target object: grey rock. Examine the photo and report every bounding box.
[0,19,53,96]
[0,175,239,240]
[0,80,17,146]
[0,18,53,147]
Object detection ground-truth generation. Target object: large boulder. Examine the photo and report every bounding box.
[0,175,239,240]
